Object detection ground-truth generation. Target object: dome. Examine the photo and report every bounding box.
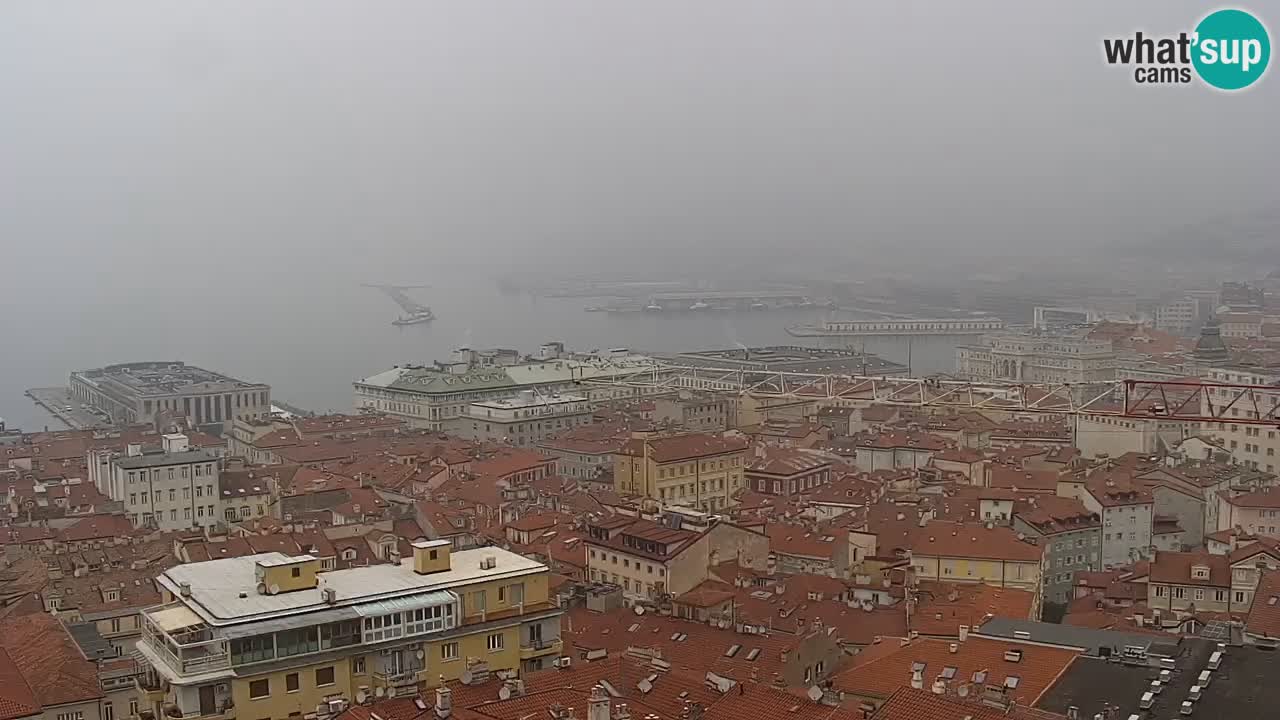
[1194,317,1229,363]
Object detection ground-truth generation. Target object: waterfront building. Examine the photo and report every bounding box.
[449,390,592,447]
[71,361,271,430]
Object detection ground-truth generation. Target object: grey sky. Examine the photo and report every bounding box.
[1,1,1276,296]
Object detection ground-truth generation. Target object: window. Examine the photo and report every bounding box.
[441,642,459,660]
[286,673,300,692]
[57,713,83,720]
[104,703,114,720]
[351,657,366,675]
[470,591,487,614]
[129,701,138,717]
[231,635,276,665]
[291,567,301,578]
[487,633,504,651]
[1236,591,1246,603]
[111,618,121,633]
[316,666,335,686]
[195,485,203,497]
[249,679,270,699]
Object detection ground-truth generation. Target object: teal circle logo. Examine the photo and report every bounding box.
[1192,9,1271,90]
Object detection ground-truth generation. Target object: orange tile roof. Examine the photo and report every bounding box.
[832,636,1079,704]
[870,686,1044,720]
[911,583,1036,637]
[0,648,39,720]
[911,522,1044,563]
[1246,569,1280,640]
[618,433,749,463]
[1148,551,1229,588]
[0,614,102,708]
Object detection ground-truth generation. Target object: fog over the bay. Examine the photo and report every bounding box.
[2,0,1276,294]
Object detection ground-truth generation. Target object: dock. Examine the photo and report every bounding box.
[786,318,1004,338]
[25,387,107,429]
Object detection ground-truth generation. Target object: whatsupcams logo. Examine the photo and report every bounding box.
[1103,8,1270,90]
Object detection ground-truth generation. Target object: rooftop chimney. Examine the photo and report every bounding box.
[910,669,924,690]
[435,678,452,719]
[588,685,611,720]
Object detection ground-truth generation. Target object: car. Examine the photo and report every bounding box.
[63,405,73,412]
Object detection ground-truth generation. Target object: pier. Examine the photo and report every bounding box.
[786,318,1004,338]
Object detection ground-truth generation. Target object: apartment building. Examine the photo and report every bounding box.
[94,434,224,531]
[908,521,1045,604]
[449,391,592,447]
[745,446,833,497]
[1216,487,1280,536]
[1011,496,1102,605]
[613,432,749,511]
[1071,475,1154,569]
[652,393,731,432]
[1203,362,1280,473]
[133,543,564,720]
[1147,544,1280,619]
[583,515,767,598]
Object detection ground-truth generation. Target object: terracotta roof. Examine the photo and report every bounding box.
[987,465,1060,493]
[911,583,1036,637]
[871,686,1054,720]
[1147,551,1229,588]
[1246,569,1280,640]
[618,433,749,463]
[1221,487,1280,508]
[910,522,1044,563]
[1013,496,1100,535]
[933,448,986,464]
[848,432,949,452]
[747,448,832,477]
[832,636,1079,704]
[59,514,135,542]
[766,523,847,560]
[0,614,102,708]
[0,648,39,720]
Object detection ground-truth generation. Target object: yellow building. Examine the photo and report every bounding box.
[614,432,748,511]
[133,541,563,720]
[908,522,1046,613]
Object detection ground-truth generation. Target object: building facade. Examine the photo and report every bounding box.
[613,433,748,511]
[1011,497,1102,605]
[353,345,659,431]
[133,544,564,720]
[95,434,224,531]
[70,361,270,430]
[1203,363,1280,473]
[449,391,592,447]
[956,331,1117,385]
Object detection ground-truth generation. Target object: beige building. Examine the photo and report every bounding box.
[652,393,731,432]
[1147,544,1280,620]
[1216,486,1280,535]
[132,544,564,720]
[956,330,1117,384]
[92,434,224,531]
[614,432,748,511]
[450,391,592,447]
[908,521,1045,608]
[583,515,768,598]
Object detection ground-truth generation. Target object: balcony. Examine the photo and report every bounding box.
[519,638,562,660]
[139,604,231,678]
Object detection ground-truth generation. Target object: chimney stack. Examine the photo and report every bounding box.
[588,685,611,720]
[435,677,452,719]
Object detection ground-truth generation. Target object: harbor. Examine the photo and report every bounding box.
[586,290,833,314]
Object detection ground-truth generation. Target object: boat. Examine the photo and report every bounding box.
[749,301,768,310]
[392,309,434,326]
[643,302,663,312]
[689,301,711,311]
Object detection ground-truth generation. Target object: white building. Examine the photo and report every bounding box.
[1155,298,1199,336]
[450,391,592,447]
[1203,363,1280,473]
[353,344,661,431]
[956,330,1117,385]
[98,434,223,530]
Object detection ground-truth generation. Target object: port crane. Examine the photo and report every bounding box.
[568,359,1280,426]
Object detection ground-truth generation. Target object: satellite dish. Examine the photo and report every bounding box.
[356,691,367,704]
[718,619,729,629]
[375,687,385,698]
[461,669,474,685]
[416,649,425,659]
[256,582,267,595]
[634,606,645,615]
[268,584,281,595]
[807,686,824,702]
[499,686,512,701]
[386,686,397,699]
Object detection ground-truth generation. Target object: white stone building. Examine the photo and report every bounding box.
[98,434,223,530]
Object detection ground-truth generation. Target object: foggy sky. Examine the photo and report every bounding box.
[1,1,1277,298]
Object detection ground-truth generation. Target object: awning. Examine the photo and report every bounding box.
[151,605,204,633]
[353,590,457,617]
